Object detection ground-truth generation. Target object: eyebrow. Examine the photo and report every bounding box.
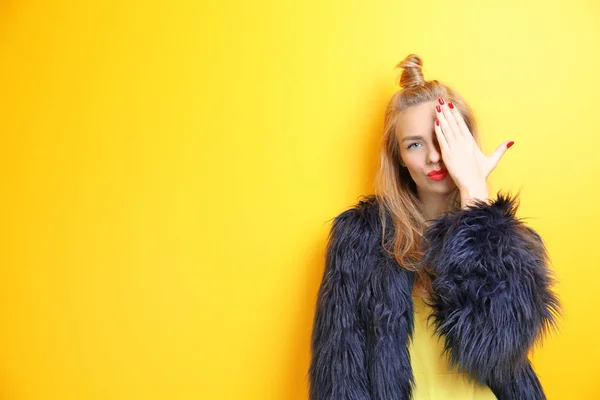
[402,135,424,142]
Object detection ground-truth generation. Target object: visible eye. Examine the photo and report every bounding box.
[407,143,421,150]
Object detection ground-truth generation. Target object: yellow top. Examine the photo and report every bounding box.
[408,293,497,400]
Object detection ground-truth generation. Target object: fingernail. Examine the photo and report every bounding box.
[507,141,514,149]
[438,98,445,105]
[448,102,454,109]
[435,119,440,126]
[436,105,441,113]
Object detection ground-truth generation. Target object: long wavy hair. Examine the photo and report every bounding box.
[374,54,482,289]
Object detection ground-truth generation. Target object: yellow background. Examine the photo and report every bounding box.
[1,0,598,399]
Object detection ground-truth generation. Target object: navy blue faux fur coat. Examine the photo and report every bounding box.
[308,192,560,400]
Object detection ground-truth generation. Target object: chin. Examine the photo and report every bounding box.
[435,187,456,195]
[426,179,456,195]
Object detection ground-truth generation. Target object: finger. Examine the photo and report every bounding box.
[488,140,512,171]
[448,103,474,141]
[440,101,461,140]
[435,104,456,145]
[434,117,450,154]
[492,140,513,158]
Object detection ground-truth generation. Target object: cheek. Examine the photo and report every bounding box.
[402,153,424,171]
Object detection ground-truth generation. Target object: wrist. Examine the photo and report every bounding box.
[460,185,489,208]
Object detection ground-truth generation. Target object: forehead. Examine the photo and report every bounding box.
[395,100,437,137]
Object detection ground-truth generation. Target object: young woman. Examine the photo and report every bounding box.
[308,54,561,400]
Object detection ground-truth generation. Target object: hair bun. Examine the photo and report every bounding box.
[395,54,425,89]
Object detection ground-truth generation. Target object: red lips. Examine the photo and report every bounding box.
[427,168,448,180]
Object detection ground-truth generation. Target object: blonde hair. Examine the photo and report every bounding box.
[374,54,481,288]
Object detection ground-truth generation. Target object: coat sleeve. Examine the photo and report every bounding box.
[358,248,415,400]
[421,192,561,399]
[308,202,375,400]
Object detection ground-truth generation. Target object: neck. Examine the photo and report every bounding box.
[417,189,451,221]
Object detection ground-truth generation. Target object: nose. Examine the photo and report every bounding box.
[427,143,442,165]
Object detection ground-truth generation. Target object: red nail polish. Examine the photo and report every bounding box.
[507,141,514,149]
[435,119,440,126]
[438,98,445,105]
[448,102,454,109]
[436,105,441,113]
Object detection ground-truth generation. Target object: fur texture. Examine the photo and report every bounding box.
[309,193,561,400]
[421,192,561,399]
[308,195,415,400]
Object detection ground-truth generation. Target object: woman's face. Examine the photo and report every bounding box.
[395,100,457,196]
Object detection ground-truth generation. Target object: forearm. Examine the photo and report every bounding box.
[422,191,561,384]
